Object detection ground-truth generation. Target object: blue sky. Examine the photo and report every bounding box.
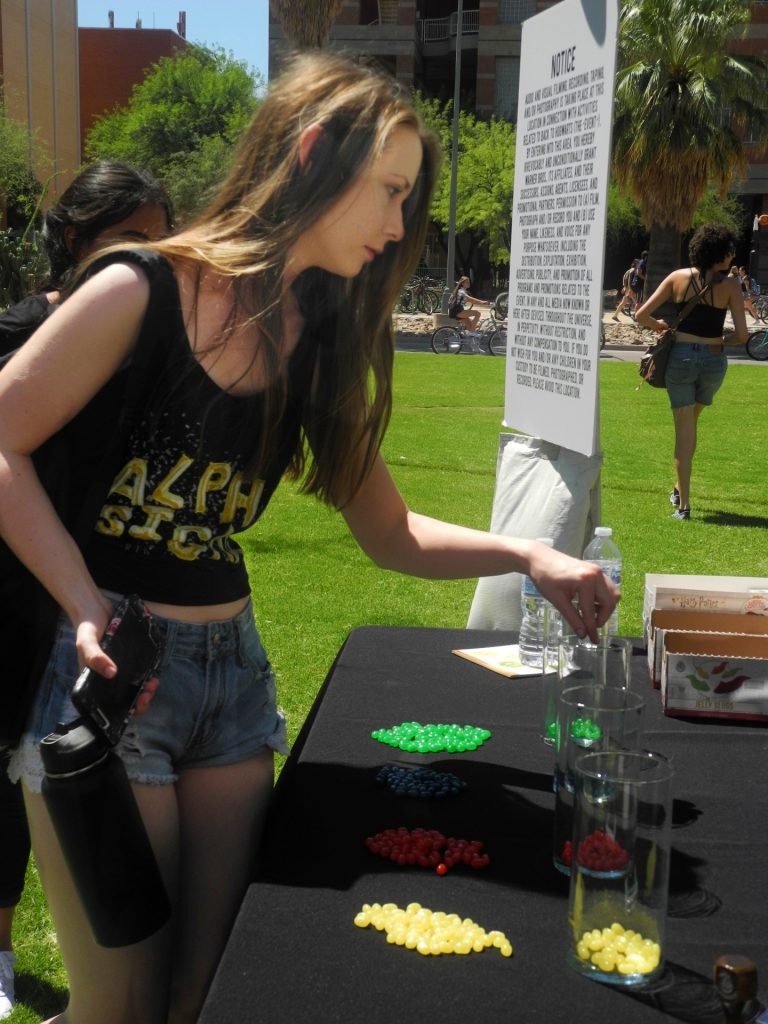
[77,1,270,80]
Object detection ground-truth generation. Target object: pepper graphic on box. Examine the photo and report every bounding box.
[681,659,750,696]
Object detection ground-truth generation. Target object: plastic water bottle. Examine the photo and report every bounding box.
[519,537,560,667]
[582,526,622,637]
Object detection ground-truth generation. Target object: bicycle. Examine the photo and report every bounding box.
[431,315,507,355]
[490,290,508,321]
[400,276,441,314]
[752,294,768,322]
[746,326,768,360]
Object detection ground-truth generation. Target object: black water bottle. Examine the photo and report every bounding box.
[40,718,172,947]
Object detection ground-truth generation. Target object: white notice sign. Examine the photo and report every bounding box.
[504,0,619,457]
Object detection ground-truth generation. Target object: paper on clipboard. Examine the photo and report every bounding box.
[452,644,541,678]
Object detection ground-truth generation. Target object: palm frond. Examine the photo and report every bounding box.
[613,0,765,230]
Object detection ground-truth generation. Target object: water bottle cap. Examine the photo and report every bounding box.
[536,537,554,547]
[40,718,111,777]
[594,527,612,537]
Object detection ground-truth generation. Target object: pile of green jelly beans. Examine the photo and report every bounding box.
[570,717,601,742]
[371,722,491,753]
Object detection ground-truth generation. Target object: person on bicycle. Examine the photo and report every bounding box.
[448,276,490,333]
[739,266,760,320]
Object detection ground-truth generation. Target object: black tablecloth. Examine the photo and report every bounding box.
[200,627,768,1024]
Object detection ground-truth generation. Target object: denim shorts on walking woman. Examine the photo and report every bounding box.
[665,342,727,410]
[9,597,289,791]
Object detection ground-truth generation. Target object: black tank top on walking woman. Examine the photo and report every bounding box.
[84,249,312,605]
[675,271,727,338]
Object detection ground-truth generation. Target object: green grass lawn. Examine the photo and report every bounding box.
[9,355,767,1021]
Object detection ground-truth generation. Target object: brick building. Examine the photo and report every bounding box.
[79,20,188,157]
[0,0,187,202]
[270,1,768,221]
[270,0,561,120]
[0,0,80,201]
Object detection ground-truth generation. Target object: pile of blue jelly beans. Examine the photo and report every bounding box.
[376,764,466,799]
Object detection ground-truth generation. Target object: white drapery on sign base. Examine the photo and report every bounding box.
[467,434,601,630]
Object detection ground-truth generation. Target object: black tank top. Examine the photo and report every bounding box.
[675,272,727,338]
[84,250,312,604]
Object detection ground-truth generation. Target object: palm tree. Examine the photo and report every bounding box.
[613,0,768,296]
[270,0,345,48]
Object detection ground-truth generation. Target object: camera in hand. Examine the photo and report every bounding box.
[71,594,161,746]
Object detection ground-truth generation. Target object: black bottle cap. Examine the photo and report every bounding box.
[39,718,110,777]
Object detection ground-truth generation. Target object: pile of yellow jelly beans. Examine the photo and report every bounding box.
[576,922,661,975]
[354,902,513,958]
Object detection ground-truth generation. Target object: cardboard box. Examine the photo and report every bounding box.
[647,609,768,688]
[661,632,768,721]
[643,574,768,645]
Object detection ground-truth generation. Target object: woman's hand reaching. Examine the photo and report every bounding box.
[526,541,619,642]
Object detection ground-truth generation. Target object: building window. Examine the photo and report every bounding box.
[495,56,520,121]
[743,109,768,145]
[498,0,537,23]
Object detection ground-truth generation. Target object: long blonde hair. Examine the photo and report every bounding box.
[143,52,440,507]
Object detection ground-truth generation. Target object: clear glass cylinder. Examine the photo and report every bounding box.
[559,635,632,688]
[553,683,645,875]
[539,605,562,745]
[567,750,673,987]
[542,636,633,749]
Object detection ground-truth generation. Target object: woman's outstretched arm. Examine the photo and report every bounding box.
[342,454,618,640]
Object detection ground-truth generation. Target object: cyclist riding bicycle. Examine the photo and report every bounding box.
[448,276,490,333]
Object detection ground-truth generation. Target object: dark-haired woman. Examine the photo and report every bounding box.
[0,160,171,356]
[0,55,616,1023]
[636,224,748,520]
[0,161,170,1021]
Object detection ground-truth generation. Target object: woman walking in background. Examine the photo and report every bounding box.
[636,224,747,520]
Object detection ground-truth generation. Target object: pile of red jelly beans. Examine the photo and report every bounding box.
[365,827,490,875]
[562,830,628,872]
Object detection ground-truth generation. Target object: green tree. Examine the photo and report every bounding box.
[604,181,747,288]
[0,92,46,225]
[613,0,768,296]
[85,47,262,220]
[414,94,515,272]
[606,180,646,251]
[690,188,749,235]
[0,95,49,306]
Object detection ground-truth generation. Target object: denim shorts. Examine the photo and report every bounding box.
[666,342,727,409]
[10,598,289,791]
